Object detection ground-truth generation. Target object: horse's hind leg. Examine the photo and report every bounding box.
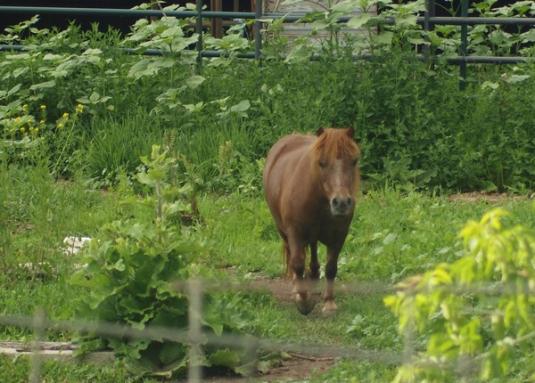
[278,230,292,278]
[283,240,291,278]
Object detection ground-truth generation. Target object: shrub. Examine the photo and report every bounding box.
[71,146,255,377]
[1,3,534,193]
[385,206,535,382]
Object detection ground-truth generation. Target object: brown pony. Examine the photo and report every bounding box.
[263,128,361,314]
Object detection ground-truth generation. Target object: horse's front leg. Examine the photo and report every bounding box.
[308,241,320,280]
[308,242,321,300]
[288,232,316,315]
[323,245,342,313]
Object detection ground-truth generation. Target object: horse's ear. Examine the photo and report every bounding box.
[316,127,325,136]
[346,127,355,139]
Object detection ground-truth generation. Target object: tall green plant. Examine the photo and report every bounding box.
[71,145,255,377]
[2,4,535,192]
[385,207,535,382]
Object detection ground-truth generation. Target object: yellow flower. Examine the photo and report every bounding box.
[22,104,29,112]
[75,104,84,114]
[15,117,21,123]
[62,112,69,120]
[20,127,26,133]
[39,119,45,125]
[57,122,64,129]
[40,105,46,110]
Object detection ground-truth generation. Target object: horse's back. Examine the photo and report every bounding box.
[263,134,314,223]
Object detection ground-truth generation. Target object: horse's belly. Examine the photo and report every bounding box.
[263,138,312,232]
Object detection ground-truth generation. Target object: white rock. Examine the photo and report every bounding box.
[63,236,92,256]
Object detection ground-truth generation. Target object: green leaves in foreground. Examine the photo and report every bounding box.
[70,145,254,378]
[385,207,535,382]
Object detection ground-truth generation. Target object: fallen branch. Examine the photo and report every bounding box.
[0,341,113,363]
[287,352,335,362]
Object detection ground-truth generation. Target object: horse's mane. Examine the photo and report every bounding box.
[311,128,359,159]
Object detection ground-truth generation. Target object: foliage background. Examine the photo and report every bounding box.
[1,2,534,194]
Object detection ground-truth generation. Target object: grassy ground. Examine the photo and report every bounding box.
[1,168,534,382]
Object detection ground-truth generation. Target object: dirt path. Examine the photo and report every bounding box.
[448,192,532,203]
[247,276,295,302]
[202,357,334,382]
[201,272,339,381]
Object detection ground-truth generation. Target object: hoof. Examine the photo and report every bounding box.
[295,294,317,315]
[322,300,337,314]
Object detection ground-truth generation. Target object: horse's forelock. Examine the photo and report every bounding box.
[312,129,359,160]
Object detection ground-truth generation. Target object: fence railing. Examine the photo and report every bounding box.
[2,276,535,382]
[1,1,535,74]
[0,278,403,383]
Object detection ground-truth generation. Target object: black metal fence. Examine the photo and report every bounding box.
[1,1,535,86]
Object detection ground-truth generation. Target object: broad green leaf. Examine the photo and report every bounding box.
[504,74,530,84]
[208,349,241,368]
[185,75,205,89]
[159,342,187,366]
[229,100,250,113]
[347,13,371,29]
[521,29,535,43]
[30,80,56,90]
[7,83,22,96]
[374,31,393,45]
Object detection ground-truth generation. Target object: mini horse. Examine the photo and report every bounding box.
[263,128,361,314]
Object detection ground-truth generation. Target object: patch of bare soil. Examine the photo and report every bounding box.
[202,357,335,382]
[448,192,532,203]
[197,272,338,382]
[247,276,295,302]
[1,341,334,382]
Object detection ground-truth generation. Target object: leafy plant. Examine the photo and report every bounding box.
[385,207,535,382]
[206,140,263,195]
[71,145,256,377]
[1,2,535,193]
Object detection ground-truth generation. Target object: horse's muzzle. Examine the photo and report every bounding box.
[330,196,354,216]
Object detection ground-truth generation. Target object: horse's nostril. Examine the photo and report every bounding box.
[332,198,340,207]
[346,197,353,206]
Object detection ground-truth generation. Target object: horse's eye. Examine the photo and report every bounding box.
[319,160,327,168]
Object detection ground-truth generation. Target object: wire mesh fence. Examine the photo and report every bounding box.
[1,276,534,382]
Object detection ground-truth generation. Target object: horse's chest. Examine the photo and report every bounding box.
[308,215,351,246]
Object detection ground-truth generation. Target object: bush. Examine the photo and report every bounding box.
[385,206,535,382]
[71,146,255,377]
[1,7,534,193]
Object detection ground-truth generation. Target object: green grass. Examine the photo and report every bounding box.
[83,110,166,182]
[0,165,122,339]
[1,169,534,381]
[198,191,535,282]
[0,356,136,383]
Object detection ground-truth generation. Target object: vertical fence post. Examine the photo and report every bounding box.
[195,0,203,73]
[423,0,435,59]
[242,335,260,377]
[29,308,46,383]
[459,0,469,90]
[187,279,204,383]
[254,0,263,60]
[402,315,415,368]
